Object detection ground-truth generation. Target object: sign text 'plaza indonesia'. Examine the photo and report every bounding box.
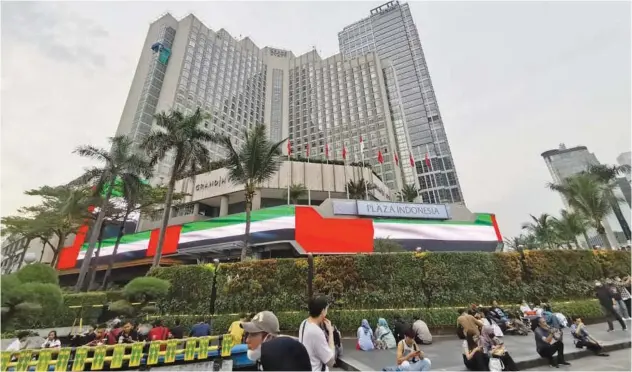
[356,200,450,220]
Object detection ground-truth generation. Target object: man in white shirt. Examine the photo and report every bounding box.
[299,296,336,372]
[412,315,432,345]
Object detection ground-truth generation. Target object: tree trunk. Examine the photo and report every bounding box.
[573,237,580,250]
[51,234,66,270]
[75,185,114,291]
[152,167,179,269]
[18,238,32,269]
[102,211,130,290]
[88,224,106,290]
[241,190,253,261]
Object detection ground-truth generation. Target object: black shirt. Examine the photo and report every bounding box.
[596,286,614,308]
[609,284,623,301]
[170,325,185,340]
[393,320,409,342]
[260,337,312,371]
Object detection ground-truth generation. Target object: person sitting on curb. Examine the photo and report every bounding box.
[375,318,397,349]
[412,315,432,345]
[462,336,488,371]
[382,329,431,371]
[533,316,570,368]
[458,309,484,347]
[569,317,609,357]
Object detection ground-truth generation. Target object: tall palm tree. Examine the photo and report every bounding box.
[584,164,631,240]
[548,173,622,249]
[397,184,419,202]
[141,108,214,267]
[72,135,153,290]
[215,124,285,261]
[347,179,376,200]
[285,184,307,204]
[521,213,557,249]
[550,209,589,249]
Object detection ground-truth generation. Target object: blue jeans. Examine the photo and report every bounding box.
[383,359,432,371]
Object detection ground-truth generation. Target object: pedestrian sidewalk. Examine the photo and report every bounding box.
[337,321,632,371]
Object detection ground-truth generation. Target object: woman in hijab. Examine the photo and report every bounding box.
[480,325,518,371]
[357,319,375,351]
[375,318,397,349]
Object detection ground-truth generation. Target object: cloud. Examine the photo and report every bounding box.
[1,2,109,69]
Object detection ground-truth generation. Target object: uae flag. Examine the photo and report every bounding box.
[409,152,415,167]
[393,152,399,166]
[425,152,432,168]
[342,145,347,160]
[377,150,384,164]
[359,136,365,153]
[287,140,292,156]
[325,143,329,159]
[305,143,310,158]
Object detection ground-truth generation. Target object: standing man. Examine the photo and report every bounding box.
[595,281,627,332]
[299,296,336,372]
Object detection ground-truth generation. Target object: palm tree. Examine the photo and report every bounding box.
[347,178,376,200]
[584,164,631,240]
[285,184,307,204]
[521,213,557,249]
[397,184,419,202]
[548,173,623,249]
[141,108,214,267]
[215,124,285,261]
[20,185,96,267]
[72,135,153,290]
[550,209,589,249]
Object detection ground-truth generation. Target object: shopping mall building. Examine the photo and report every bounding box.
[51,161,502,285]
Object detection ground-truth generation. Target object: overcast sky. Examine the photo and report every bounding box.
[1,0,630,238]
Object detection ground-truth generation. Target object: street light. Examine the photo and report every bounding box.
[23,253,36,264]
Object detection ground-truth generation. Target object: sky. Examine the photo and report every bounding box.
[1,0,630,239]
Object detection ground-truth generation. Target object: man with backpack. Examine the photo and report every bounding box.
[299,296,336,372]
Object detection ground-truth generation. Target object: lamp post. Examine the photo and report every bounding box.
[209,258,220,315]
[307,254,314,300]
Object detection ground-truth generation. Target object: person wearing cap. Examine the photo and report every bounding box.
[242,310,312,371]
[299,296,337,372]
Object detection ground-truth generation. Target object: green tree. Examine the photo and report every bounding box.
[346,178,376,200]
[141,108,214,267]
[72,135,153,290]
[397,184,419,202]
[285,183,307,204]
[109,277,171,318]
[215,124,285,261]
[521,213,557,249]
[548,173,623,249]
[1,215,52,268]
[550,209,589,249]
[101,184,186,289]
[584,164,631,241]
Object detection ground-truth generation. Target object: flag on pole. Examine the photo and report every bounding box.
[359,136,365,153]
[287,140,292,157]
[325,143,329,159]
[409,151,415,167]
[342,145,347,160]
[425,151,431,168]
[394,153,399,166]
[306,143,310,158]
[377,150,384,164]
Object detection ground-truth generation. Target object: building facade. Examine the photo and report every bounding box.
[617,151,631,182]
[541,144,631,248]
[339,0,463,204]
[114,1,463,203]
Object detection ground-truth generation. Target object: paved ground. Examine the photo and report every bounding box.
[524,348,631,371]
[338,320,631,371]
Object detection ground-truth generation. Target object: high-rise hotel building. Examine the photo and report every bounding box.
[115,1,464,204]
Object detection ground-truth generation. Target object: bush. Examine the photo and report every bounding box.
[123,277,171,303]
[14,283,64,327]
[1,274,22,307]
[150,250,631,314]
[16,263,59,285]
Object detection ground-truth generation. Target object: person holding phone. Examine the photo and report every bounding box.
[383,329,431,371]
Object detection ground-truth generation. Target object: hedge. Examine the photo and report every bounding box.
[150,250,630,314]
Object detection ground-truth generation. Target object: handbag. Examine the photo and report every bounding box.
[489,357,504,372]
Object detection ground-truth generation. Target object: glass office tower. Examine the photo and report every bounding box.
[339,1,464,203]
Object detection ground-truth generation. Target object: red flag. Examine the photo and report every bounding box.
[325,143,329,159]
[342,145,347,160]
[377,150,384,164]
[359,136,364,152]
[287,140,292,156]
[409,152,415,167]
[394,153,399,166]
[306,143,310,158]
[425,152,431,168]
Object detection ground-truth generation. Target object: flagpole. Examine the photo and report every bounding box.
[307,145,311,206]
[424,143,440,203]
[287,141,291,205]
[343,144,349,199]
[360,136,368,200]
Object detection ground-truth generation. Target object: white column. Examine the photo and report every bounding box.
[219,196,229,217]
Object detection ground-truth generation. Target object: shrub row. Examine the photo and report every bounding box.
[150,250,631,314]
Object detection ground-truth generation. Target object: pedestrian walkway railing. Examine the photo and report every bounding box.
[1,334,241,372]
